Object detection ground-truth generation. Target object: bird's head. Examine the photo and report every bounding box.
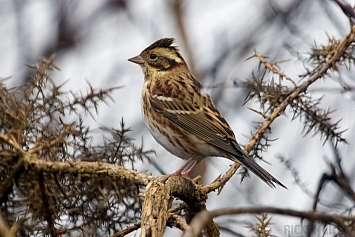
[128,38,187,75]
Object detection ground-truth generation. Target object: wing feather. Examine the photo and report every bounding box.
[150,95,244,158]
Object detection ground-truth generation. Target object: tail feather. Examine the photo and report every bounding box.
[234,155,287,189]
[228,140,287,189]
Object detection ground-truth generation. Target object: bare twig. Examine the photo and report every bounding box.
[110,223,141,237]
[182,207,354,237]
[168,214,189,231]
[333,0,355,25]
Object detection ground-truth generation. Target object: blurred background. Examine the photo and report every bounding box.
[1,0,354,236]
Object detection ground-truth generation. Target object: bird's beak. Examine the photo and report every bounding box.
[128,55,145,65]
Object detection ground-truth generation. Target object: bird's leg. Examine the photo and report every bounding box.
[172,156,195,176]
[181,159,202,177]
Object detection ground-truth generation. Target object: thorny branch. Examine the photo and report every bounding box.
[0,54,154,236]
[203,24,355,194]
[0,133,154,186]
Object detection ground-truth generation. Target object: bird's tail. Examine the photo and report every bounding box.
[229,141,287,189]
[235,155,287,189]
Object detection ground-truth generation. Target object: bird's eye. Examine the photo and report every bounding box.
[150,54,157,60]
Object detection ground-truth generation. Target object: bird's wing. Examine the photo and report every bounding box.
[149,94,246,158]
[150,94,287,189]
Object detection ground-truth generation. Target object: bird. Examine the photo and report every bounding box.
[128,38,286,188]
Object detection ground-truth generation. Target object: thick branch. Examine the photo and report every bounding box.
[140,176,170,237]
[22,153,153,186]
[140,175,217,237]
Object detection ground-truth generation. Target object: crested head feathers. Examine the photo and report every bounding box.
[143,38,182,58]
[146,38,177,51]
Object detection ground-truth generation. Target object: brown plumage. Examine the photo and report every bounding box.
[129,38,286,188]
